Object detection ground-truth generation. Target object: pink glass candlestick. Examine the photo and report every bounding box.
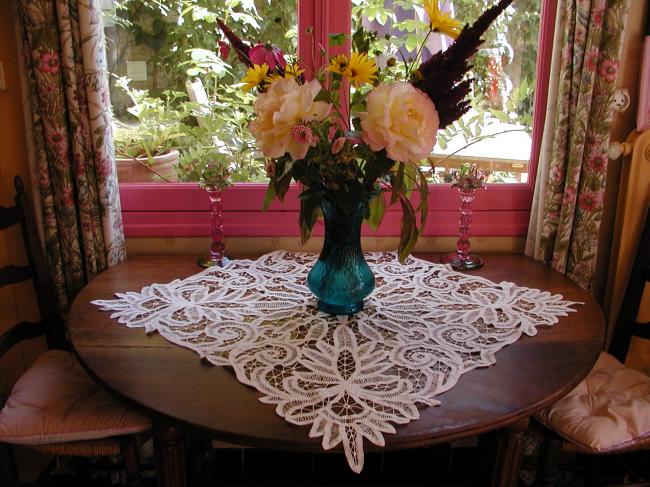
[197,188,230,268]
[441,188,483,270]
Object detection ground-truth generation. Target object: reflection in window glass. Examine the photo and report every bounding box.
[352,0,541,184]
[101,0,297,183]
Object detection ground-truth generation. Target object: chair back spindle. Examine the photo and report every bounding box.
[0,176,66,351]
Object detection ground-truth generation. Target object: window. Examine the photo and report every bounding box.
[351,0,541,185]
[103,0,557,239]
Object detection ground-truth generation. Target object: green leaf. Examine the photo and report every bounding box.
[391,163,405,205]
[367,193,386,231]
[417,170,429,233]
[299,192,322,245]
[328,32,347,47]
[397,194,418,263]
[262,182,275,210]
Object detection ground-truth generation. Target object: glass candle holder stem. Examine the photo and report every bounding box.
[441,188,483,270]
[197,188,229,268]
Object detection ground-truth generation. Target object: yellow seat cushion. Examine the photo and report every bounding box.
[0,350,150,445]
[537,352,650,453]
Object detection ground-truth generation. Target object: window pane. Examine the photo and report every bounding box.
[101,0,297,183]
[351,0,541,184]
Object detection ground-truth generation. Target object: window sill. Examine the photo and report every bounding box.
[119,182,532,238]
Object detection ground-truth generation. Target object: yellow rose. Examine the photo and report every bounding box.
[360,82,439,163]
[249,78,330,161]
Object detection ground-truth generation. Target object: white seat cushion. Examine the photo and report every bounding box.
[537,352,650,452]
[0,350,150,445]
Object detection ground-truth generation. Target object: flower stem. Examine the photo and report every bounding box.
[407,30,433,79]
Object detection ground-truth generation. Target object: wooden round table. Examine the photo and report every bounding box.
[68,254,605,487]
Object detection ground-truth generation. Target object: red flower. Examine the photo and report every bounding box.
[578,190,602,212]
[562,186,576,205]
[585,49,599,72]
[587,153,607,173]
[218,40,230,60]
[62,185,75,207]
[550,164,564,184]
[249,43,287,71]
[46,127,68,160]
[38,52,59,74]
[598,59,619,83]
[593,7,604,27]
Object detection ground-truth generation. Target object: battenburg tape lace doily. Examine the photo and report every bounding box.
[92,251,579,473]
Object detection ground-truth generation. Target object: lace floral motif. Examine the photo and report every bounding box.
[92,251,579,472]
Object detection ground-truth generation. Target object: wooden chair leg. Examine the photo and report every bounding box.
[0,442,19,487]
[540,433,563,487]
[154,424,186,487]
[121,436,142,486]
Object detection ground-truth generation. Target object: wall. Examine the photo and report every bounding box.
[600,0,650,372]
[0,1,49,480]
[0,0,46,397]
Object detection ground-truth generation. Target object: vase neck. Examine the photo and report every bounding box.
[321,200,364,248]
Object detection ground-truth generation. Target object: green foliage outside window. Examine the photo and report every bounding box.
[104,0,540,184]
[351,0,541,151]
[105,0,296,182]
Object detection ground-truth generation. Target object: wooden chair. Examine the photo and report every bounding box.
[0,176,151,486]
[536,208,650,485]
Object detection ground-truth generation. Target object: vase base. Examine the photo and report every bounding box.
[197,255,232,268]
[317,299,364,315]
[441,253,484,271]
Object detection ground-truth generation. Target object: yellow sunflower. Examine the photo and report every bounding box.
[347,52,378,86]
[284,63,305,79]
[328,54,350,75]
[423,0,462,39]
[241,64,269,92]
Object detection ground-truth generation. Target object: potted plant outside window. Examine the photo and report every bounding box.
[113,77,191,182]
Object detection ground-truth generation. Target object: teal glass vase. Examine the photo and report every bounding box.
[307,199,375,315]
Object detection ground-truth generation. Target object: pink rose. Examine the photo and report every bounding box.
[249,78,330,160]
[291,125,318,147]
[598,59,619,83]
[249,43,287,71]
[38,52,59,74]
[360,82,439,163]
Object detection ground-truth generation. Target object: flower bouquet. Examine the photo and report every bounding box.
[218,0,512,314]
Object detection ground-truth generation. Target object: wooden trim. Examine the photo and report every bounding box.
[528,0,558,185]
[0,264,34,288]
[119,183,530,237]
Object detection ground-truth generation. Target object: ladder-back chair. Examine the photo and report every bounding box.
[0,176,151,486]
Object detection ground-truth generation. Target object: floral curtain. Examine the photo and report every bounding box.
[526,0,629,290]
[16,0,125,311]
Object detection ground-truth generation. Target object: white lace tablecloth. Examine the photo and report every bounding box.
[92,251,579,472]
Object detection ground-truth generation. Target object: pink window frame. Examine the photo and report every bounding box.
[119,0,558,239]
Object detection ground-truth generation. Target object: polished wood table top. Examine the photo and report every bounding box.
[68,253,604,452]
